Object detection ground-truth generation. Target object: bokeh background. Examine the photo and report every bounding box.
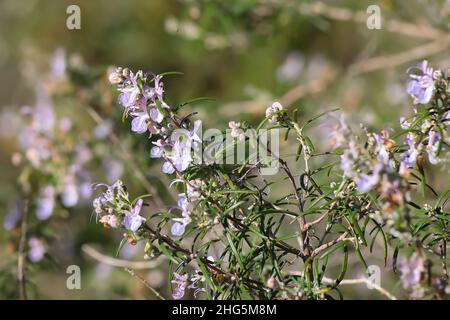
[0,0,449,299]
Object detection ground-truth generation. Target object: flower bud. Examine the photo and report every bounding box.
[266,276,279,289]
[108,71,123,84]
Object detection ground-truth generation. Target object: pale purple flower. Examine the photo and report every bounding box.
[34,89,55,134]
[406,60,435,104]
[171,222,186,237]
[145,74,165,103]
[399,117,413,130]
[150,139,165,158]
[28,237,46,262]
[162,161,175,174]
[340,140,359,177]
[61,182,79,207]
[36,186,56,220]
[4,201,23,230]
[123,199,146,232]
[401,133,420,168]
[171,272,188,300]
[427,130,442,164]
[80,182,92,198]
[373,131,390,165]
[171,193,191,237]
[356,164,382,193]
[399,252,424,290]
[118,74,141,108]
[169,141,193,172]
[149,106,164,123]
[94,120,113,139]
[131,111,150,134]
[50,48,66,77]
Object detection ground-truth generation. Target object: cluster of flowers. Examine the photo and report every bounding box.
[94,180,146,235]
[329,60,449,218]
[331,116,410,214]
[401,61,450,166]
[108,68,205,237]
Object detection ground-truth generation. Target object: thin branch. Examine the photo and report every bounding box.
[124,268,166,300]
[311,232,349,258]
[349,40,450,75]
[17,199,29,300]
[82,244,164,269]
[298,1,448,40]
[322,277,397,300]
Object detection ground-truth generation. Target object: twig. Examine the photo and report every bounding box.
[322,277,397,300]
[349,40,450,75]
[82,244,165,269]
[17,199,29,300]
[298,1,448,40]
[311,232,349,258]
[125,268,166,300]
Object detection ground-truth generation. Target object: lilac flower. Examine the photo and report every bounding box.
[80,182,92,198]
[401,133,420,168]
[171,272,188,300]
[406,60,435,104]
[149,105,164,123]
[399,252,424,290]
[4,201,23,230]
[167,141,193,173]
[28,237,46,262]
[118,73,141,108]
[329,114,351,149]
[373,130,395,166]
[399,117,413,130]
[123,199,146,232]
[162,161,175,174]
[427,130,442,164]
[340,140,359,177]
[131,111,150,134]
[36,186,56,220]
[356,165,382,193]
[171,193,191,237]
[61,182,79,207]
[50,48,66,78]
[188,120,203,145]
[171,222,186,237]
[150,139,165,158]
[94,120,113,139]
[145,74,165,103]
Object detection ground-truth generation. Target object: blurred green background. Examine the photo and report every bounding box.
[0,0,449,299]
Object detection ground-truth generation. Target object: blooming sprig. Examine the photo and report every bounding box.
[94,180,147,237]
